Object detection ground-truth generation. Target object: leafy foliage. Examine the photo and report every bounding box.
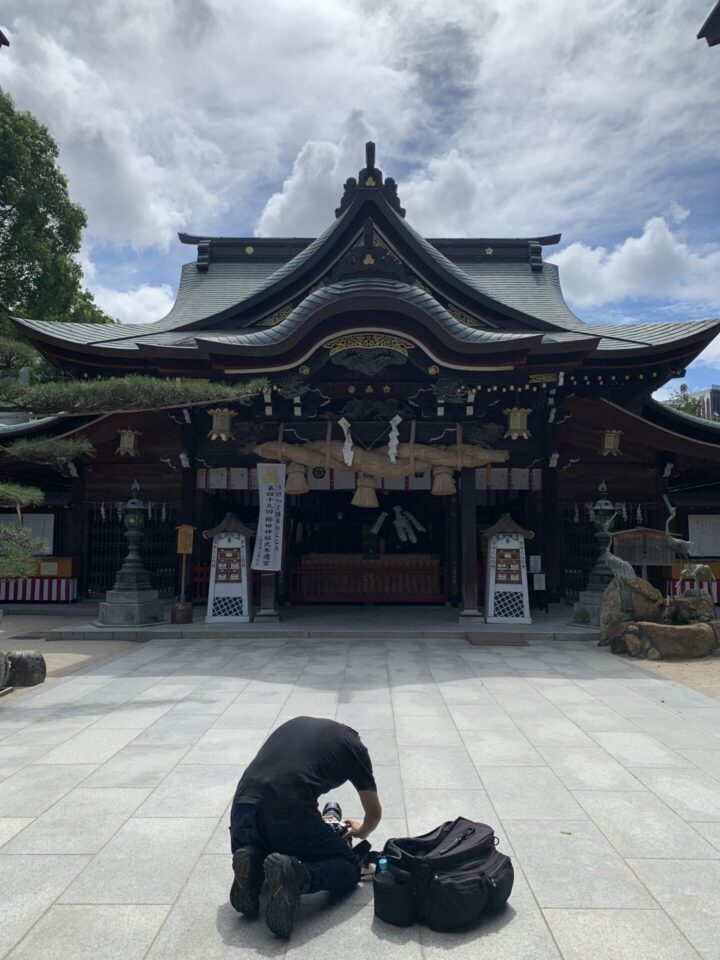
[664,383,718,421]
[0,374,266,414]
[0,481,44,510]
[2,436,95,469]
[0,335,37,370]
[0,524,45,579]
[0,89,112,324]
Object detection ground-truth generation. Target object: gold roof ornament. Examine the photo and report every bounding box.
[258,304,294,327]
[447,304,484,329]
[326,334,413,358]
[503,407,532,440]
[601,428,623,457]
[207,408,236,442]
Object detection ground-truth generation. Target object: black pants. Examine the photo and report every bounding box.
[230,802,360,894]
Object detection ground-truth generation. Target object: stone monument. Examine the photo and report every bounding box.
[98,481,166,626]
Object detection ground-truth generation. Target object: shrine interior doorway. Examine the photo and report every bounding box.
[288,489,450,604]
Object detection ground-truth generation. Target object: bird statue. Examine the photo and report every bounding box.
[663,495,699,595]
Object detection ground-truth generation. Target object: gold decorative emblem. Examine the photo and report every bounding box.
[528,373,558,384]
[244,245,254,255]
[485,246,494,256]
[326,334,414,358]
[260,466,281,485]
[503,407,532,440]
[447,304,484,329]
[298,364,310,376]
[365,385,374,393]
[428,364,440,375]
[362,253,375,266]
[258,304,294,327]
[382,385,391,394]
[347,385,357,394]
[365,176,377,187]
[600,429,623,457]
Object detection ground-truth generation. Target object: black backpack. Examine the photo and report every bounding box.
[373,817,514,932]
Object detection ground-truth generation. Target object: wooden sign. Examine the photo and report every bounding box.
[176,524,195,555]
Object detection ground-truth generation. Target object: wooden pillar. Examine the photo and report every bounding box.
[542,466,561,602]
[459,467,482,621]
[255,573,280,621]
[446,494,460,604]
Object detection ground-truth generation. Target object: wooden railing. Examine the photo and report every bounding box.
[290,558,446,604]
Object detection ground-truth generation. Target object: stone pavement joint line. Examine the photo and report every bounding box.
[1,635,719,959]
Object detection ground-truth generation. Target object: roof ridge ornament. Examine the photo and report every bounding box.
[335,141,406,219]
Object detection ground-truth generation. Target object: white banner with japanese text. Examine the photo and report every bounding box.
[251,463,286,572]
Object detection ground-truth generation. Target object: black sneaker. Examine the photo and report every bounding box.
[230,846,265,918]
[262,853,309,938]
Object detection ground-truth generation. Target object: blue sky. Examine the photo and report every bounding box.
[1,0,719,393]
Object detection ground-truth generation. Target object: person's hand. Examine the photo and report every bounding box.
[345,819,364,838]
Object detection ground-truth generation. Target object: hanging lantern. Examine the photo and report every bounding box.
[351,474,379,509]
[503,407,532,440]
[285,462,309,495]
[431,465,456,496]
[600,428,623,456]
[207,408,236,442]
[116,429,142,457]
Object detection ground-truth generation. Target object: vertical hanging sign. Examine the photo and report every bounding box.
[251,463,287,572]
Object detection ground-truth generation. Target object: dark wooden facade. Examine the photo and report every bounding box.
[6,143,720,613]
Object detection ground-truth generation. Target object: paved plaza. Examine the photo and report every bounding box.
[2,635,720,959]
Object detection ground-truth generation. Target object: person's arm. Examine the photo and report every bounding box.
[347,789,382,840]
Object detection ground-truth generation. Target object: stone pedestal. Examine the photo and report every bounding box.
[254,572,281,622]
[99,589,165,625]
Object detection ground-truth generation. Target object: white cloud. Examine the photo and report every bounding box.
[256,111,377,236]
[550,216,720,309]
[1,0,718,252]
[694,336,720,371]
[91,284,175,325]
[2,0,719,332]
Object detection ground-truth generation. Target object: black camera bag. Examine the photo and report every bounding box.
[373,817,514,932]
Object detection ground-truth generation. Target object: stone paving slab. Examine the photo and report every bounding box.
[1,634,720,958]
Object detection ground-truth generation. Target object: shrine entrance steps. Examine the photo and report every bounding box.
[44,604,599,643]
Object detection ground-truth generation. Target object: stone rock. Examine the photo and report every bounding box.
[599,578,664,646]
[6,650,47,686]
[711,621,720,648]
[617,622,717,660]
[664,592,716,625]
[0,651,9,689]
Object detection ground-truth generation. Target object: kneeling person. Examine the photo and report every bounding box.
[230,715,382,938]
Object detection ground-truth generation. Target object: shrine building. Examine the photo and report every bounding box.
[5,143,720,619]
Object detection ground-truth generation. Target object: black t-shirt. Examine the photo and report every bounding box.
[233,716,377,813]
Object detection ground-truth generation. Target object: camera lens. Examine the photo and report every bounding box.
[322,800,343,821]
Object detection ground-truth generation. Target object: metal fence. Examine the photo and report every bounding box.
[85,504,178,598]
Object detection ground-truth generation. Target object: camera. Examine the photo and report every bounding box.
[322,800,351,841]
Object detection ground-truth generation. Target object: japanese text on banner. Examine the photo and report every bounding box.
[251,463,286,572]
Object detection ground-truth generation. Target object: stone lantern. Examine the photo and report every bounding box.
[98,481,166,626]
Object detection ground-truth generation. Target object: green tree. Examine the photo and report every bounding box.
[664,383,717,421]
[0,88,111,326]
